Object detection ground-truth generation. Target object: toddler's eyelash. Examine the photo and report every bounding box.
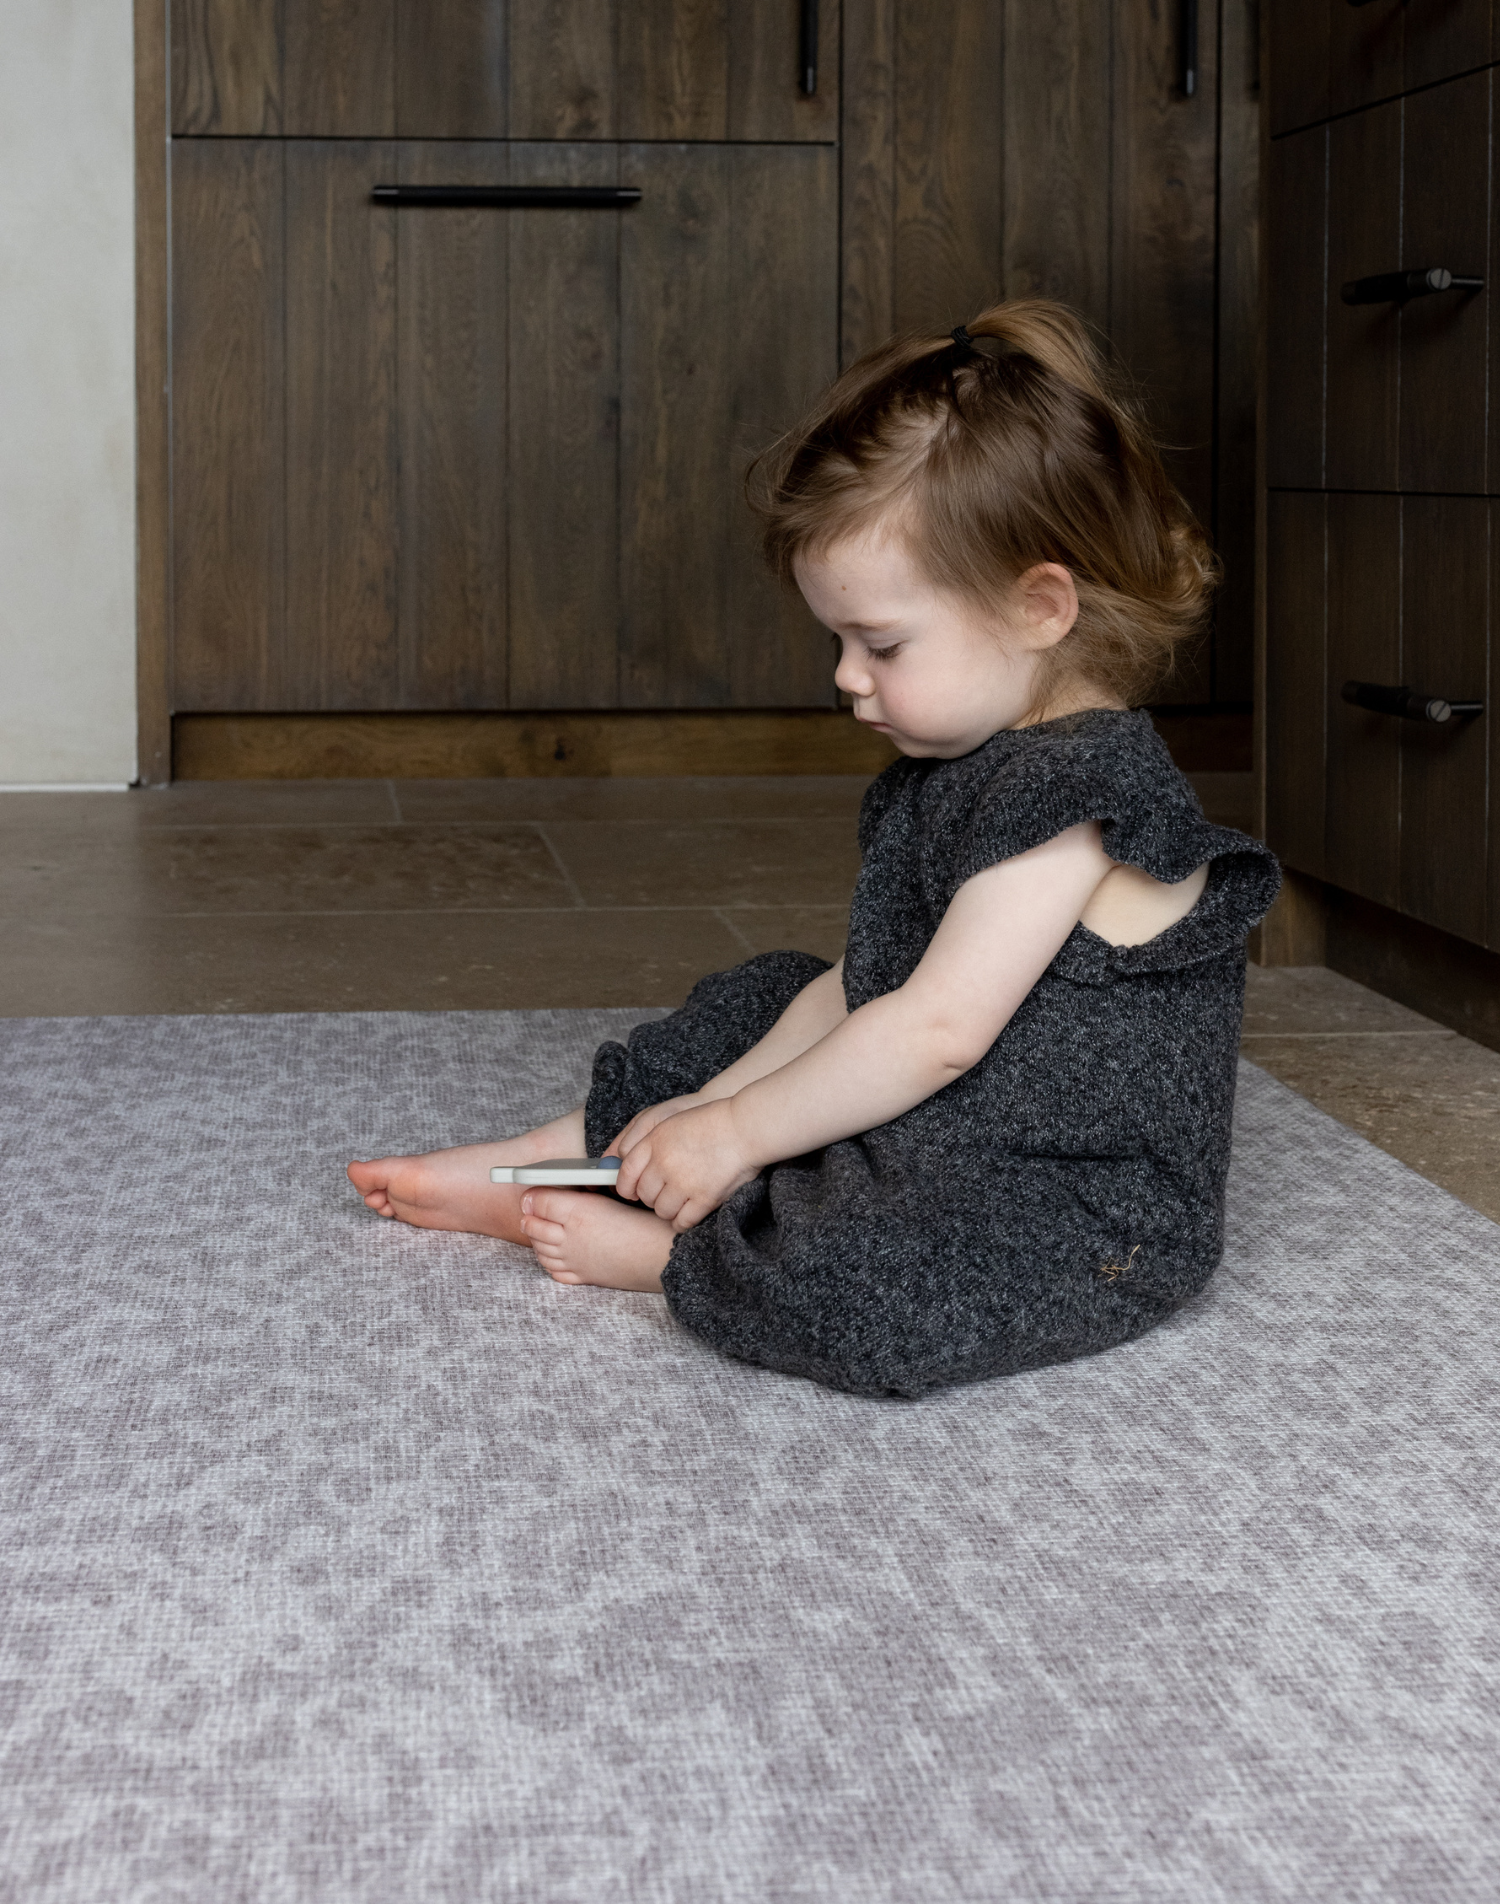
[867,643,901,662]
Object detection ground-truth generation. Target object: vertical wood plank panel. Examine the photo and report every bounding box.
[1403,0,1492,92]
[1213,0,1262,703]
[1401,496,1489,944]
[170,139,286,712]
[619,144,733,706]
[1110,0,1219,701]
[1326,100,1400,491]
[1325,492,1401,909]
[507,144,622,709]
[137,0,173,781]
[171,0,282,133]
[729,0,840,142]
[285,142,398,707]
[1264,127,1327,490]
[1490,499,1500,952]
[395,145,509,710]
[285,0,394,135]
[1265,0,1328,137]
[1328,0,1403,117]
[396,0,506,136]
[1400,74,1490,494]
[999,0,1110,330]
[839,0,896,364]
[509,0,616,138]
[892,0,1003,330]
[726,145,841,706]
[1265,490,1327,876]
[620,1,728,140]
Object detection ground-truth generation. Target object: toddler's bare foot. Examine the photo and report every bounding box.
[520,1190,676,1292]
[347,1108,586,1246]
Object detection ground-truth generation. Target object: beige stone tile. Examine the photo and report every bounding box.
[392,774,873,824]
[719,906,851,962]
[1242,1032,1500,1222]
[1242,964,1447,1037]
[0,781,402,834]
[0,909,747,1015]
[540,818,862,909]
[0,824,573,917]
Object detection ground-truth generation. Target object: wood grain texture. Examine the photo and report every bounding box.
[618,144,733,706]
[1328,0,1403,117]
[892,0,1003,330]
[1400,73,1490,494]
[620,0,728,139]
[170,140,286,714]
[1402,0,1493,92]
[725,145,840,706]
[1400,496,1489,945]
[1264,0,1328,138]
[1214,0,1263,704]
[839,0,896,363]
[728,0,840,142]
[137,0,173,784]
[172,710,901,778]
[284,0,393,135]
[999,0,1110,330]
[1325,492,1400,910]
[1326,99,1401,491]
[396,0,507,136]
[1264,127,1326,490]
[507,144,621,709]
[284,143,398,708]
[1264,489,1328,877]
[1109,0,1219,702]
[1250,869,1329,967]
[395,144,510,710]
[1492,498,1500,953]
[509,0,616,137]
[171,0,282,133]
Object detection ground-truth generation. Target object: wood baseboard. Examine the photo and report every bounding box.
[1249,867,1328,967]
[1324,887,1500,1057]
[172,710,904,780]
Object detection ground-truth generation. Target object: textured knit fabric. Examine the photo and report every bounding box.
[586,709,1282,1398]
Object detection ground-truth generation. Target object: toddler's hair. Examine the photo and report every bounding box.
[749,299,1218,710]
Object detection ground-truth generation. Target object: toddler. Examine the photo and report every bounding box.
[350,300,1280,1398]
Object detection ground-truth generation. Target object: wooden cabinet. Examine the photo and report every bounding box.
[1266,27,1498,952]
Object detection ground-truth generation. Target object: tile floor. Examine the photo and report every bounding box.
[3,773,1497,1221]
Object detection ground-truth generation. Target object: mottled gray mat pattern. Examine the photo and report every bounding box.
[1,1012,1496,1904]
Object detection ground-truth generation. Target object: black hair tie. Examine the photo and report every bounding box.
[950,324,975,356]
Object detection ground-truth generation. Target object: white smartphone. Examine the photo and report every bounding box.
[489,1156,621,1187]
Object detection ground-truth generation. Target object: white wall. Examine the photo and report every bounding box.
[0,0,136,785]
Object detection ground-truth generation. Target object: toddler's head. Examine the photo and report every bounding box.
[751,300,1217,757]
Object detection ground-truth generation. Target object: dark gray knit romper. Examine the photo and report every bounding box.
[585,708,1282,1399]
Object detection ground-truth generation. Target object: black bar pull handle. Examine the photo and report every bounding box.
[799,0,818,95]
[371,185,642,210]
[1342,266,1484,305]
[1342,680,1484,724]
[1180,0,1198,96]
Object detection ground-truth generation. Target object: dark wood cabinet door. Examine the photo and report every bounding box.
[1325,492,1401,910]
[1399,73,1490,494]
[171,139,836,714]
[173,0,840,140]
[1265,490,1328,879]
[1326,99,1401,491]
[1265,126,1326,490]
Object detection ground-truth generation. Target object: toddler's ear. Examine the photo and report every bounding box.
[1014,562,1079,648]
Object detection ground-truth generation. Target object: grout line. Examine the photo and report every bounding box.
[1240,1029,1457,1041]
[530,825,589,910]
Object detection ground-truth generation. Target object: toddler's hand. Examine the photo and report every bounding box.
[610,1093,705,1158]
[614,1099,758,1231]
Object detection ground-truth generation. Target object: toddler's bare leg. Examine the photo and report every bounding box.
[347,1107,586,1245]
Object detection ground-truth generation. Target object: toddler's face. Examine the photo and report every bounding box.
[795,529,1085,758]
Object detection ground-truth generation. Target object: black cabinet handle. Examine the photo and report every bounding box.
[1180,0,1198,96]
[1342,681,1484,723]
[1342,267,1484,305]
[799,0,818,96]
[371,185,641,209]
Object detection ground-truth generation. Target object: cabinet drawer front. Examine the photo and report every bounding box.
[1327,100,1401,490]
[1266,491,1329,878]
[1267,0,1492,133]
[1266,127,1327,488]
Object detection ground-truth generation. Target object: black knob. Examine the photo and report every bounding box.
[1342,267,1485,305]
[1342,681,1484,724]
